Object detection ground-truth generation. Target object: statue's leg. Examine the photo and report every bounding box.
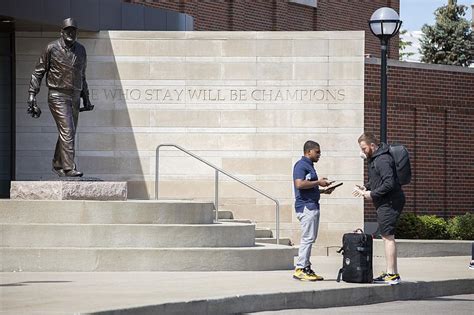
[70,92,81,170]
[48,89,77,172]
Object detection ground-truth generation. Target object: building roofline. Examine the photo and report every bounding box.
[365,57,474,73]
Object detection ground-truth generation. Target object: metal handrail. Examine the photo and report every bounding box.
[155,144,280,244]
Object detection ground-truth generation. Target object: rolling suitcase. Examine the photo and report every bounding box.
[336,229,373,283]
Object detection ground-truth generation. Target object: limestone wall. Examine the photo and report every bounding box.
[15,31,364,253]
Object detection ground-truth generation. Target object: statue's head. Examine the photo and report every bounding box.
[60,18,78,47]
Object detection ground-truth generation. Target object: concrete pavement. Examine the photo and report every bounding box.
[1,256,473,314]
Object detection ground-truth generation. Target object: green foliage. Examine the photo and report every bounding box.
[397,212,474,240]
[396,213,423,239]
[399,29,415,60]
[418,215,448,239]
[447,213,474,240]
[419,1,472,66]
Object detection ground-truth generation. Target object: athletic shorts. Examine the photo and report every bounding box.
[376,196,405,236]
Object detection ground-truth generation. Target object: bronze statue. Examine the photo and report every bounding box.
[28,18,94,177]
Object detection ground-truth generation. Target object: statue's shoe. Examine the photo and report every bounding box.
[64,169,83,177]
[52,168,66,177]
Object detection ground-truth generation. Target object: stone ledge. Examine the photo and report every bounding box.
[10,181,127,201]
[374,239,473,258]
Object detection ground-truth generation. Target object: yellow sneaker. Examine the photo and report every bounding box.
[293,267,324,281]
[373,272,401,285]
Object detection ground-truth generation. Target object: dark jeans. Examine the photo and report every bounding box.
[48,89,80,171]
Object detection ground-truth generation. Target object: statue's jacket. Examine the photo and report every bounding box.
[29,37,89,97]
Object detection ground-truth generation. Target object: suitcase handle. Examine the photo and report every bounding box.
[353,228,368,242]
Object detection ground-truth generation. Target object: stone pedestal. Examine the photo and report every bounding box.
[10,180,127,200]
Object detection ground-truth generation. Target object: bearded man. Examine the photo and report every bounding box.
[354,132,405,285]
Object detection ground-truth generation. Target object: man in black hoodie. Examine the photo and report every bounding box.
[354,132,405,285]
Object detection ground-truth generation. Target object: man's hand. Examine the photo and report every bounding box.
[352,185,365,197]
[362,190,372,200]
[79,96,95,112]
[352,186,372,200]
[318,178,332,187]
[27,93,41,118]
[320,187,335,195]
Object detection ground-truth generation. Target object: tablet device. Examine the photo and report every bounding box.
[325,182,343,190]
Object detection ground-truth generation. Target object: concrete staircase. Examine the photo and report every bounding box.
[216,209,293,246]
[0,200,296,271]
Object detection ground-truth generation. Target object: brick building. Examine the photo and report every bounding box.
[1,0,472,223]
[131,0,473,221]
[129,0,399,59]
[365,60,474,220]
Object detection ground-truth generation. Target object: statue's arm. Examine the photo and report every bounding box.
[27,46,49,118]
[28,46,49,96]
[80,51,89,99]
[80,51,94,111]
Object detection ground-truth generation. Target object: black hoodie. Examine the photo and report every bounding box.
[365,143,404,208]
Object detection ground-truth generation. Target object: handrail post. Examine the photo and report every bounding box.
[155,146,160,200]
[155,144,281,244]
[215,169,219,222]
[276,202,280,245]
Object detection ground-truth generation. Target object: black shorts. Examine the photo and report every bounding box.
[376,197,405,236]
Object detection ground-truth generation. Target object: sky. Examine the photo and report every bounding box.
[400,0,473,31]
[399,0,473,62]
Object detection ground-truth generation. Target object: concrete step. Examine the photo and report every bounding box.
[0,200,214,224]
[0,222,255,248]
[214,209,234,219]
[256,238,293,246]
[1,243,297,271]
[218,219,253,224]
[255,228,273,238]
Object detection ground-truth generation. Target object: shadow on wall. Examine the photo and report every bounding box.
[0,30,13,197]
[15,31,147,198]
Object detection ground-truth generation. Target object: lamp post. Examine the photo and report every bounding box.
[368,7,402,144]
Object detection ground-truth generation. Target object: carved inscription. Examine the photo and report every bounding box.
[90,87,346,103]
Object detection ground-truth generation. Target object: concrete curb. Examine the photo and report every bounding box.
[88,278,474,315]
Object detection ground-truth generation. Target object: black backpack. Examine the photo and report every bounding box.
[388,144,412,185]
[336,229,373,283]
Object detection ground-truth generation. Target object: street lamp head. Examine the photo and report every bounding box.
[369,7,402,41]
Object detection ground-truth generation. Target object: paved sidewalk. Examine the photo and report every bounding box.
[1,256,473,314]
[249,294,474,314]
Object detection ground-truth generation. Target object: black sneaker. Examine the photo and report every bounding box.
[469,261,474,270]
[385,273,401,285]
[373,272,388,283]
[373,272,401,285]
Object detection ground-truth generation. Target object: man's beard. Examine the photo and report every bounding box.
[366,147,375,159]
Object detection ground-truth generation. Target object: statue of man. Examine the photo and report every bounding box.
[27,17,94,177]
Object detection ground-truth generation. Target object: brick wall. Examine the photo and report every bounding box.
[316,0,399,59]
[364,59,474,220]
[128,0,399,58]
